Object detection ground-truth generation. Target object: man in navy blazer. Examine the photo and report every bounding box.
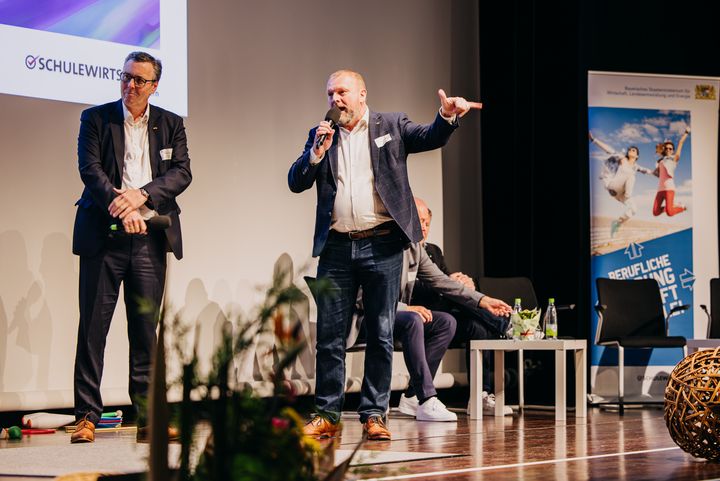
[70,52,191,443]
[289,69,476,440]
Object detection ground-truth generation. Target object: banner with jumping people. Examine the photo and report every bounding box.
[588,71,719,402]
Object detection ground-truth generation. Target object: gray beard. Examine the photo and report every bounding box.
[337,109,355,127]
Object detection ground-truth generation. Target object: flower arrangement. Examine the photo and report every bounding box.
[143,257,358,481]
[506,308,543,340]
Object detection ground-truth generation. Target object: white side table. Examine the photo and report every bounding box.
[469,339,587,421]
[686,339,720,353]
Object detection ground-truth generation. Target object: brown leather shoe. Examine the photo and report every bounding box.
[136,426,180,443]
[363,416,391,441]
[70,416,95,444]
[302,415,340,438]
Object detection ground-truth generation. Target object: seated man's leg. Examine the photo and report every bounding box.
[395,310,457,422]
[420,311,456,392]
[395,311,437,402]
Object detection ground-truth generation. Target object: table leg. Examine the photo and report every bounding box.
[575,347,587,418]
[518,350,524,410]
[555,349,567,421]
[470,347,483,419]
[494,350,505,417]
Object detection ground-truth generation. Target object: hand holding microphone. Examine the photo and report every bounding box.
[110,214,171,236]
[313,106,342,157]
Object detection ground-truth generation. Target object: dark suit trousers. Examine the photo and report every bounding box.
[74,231,167,425]
[396,310,456,402]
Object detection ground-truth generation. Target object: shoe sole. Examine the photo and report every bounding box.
[366,433,391,441]
[397,406,417,417]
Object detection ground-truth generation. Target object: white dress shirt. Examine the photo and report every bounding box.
[312,107,392,232]
[121,102,156,219]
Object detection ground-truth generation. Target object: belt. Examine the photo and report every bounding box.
[331,223,396,241]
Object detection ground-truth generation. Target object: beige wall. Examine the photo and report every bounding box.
[0,0,464,410]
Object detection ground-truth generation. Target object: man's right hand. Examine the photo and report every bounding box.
[479,296,512,317]
[121,210,148,235]
[407,305,433,323]
[312,120,335,158]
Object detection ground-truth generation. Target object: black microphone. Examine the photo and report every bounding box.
[110,215,171,233]
[315,106,341,150]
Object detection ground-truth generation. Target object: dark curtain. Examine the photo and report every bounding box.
[476,0,720,342]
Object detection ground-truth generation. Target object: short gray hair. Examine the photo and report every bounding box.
[124,51,162,81]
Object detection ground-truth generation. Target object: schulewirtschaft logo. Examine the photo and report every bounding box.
[23,53,122,80]
[25,55,38,69]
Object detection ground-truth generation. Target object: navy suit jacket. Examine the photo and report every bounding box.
[72,100,192,259]
[288,111,457,257]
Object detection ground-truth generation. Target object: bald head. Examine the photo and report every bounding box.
[414,197,432,243]
[328,69,366,90]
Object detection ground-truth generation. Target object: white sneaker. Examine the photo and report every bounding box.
[397,394,419,417]
[467,391,513,416]
[416,397,457,422]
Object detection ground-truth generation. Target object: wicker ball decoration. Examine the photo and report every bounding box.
[664,347,720,460]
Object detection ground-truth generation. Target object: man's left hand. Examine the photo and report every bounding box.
[479,296,513,317]
[438,89,482,118]
[109,187,148,219]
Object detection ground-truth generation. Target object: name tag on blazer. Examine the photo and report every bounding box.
[160,148,173,160]
[374,133,392,148]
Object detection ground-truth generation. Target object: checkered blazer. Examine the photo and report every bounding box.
[289,111,458,257]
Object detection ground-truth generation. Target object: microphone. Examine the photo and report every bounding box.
[110,215,171,233]
[315,106,341,150]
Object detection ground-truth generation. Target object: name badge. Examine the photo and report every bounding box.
[374,133,392,148]
[160,148,173,160]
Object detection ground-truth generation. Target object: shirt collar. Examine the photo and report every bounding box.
[122,101,150,126]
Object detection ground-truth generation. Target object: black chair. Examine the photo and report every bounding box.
[477,276,539,310]
[594,277,688,414]
[700,278,720,338]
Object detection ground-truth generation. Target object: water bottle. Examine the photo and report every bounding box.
[506,298,522,339]
[544,298,558,339]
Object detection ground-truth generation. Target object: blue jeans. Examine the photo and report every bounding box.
[315,228,404,424]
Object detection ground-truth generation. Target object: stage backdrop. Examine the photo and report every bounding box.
[0,0,476,411]
[588,71,720,402]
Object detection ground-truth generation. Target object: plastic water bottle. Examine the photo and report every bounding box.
[506,298,522,339]
[544,298,558,339]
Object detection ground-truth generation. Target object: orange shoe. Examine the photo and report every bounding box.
[303,415,340,438]
[363,416,391,441]
[70,416,95,444]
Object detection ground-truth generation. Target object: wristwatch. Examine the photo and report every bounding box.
[140,188,153,208]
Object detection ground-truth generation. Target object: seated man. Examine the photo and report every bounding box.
[411,198,513,415]
[394,241,510,421]
[349,239,510,422]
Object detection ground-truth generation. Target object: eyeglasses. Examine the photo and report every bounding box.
[120,72,156,87]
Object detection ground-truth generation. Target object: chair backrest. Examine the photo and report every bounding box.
[595,278,666,343]
[477,276,538,310]
[709,278,720,338]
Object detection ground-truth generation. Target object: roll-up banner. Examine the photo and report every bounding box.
[588,71,719,402]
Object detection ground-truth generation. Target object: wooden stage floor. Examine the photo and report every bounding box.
[1,407,719,480]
